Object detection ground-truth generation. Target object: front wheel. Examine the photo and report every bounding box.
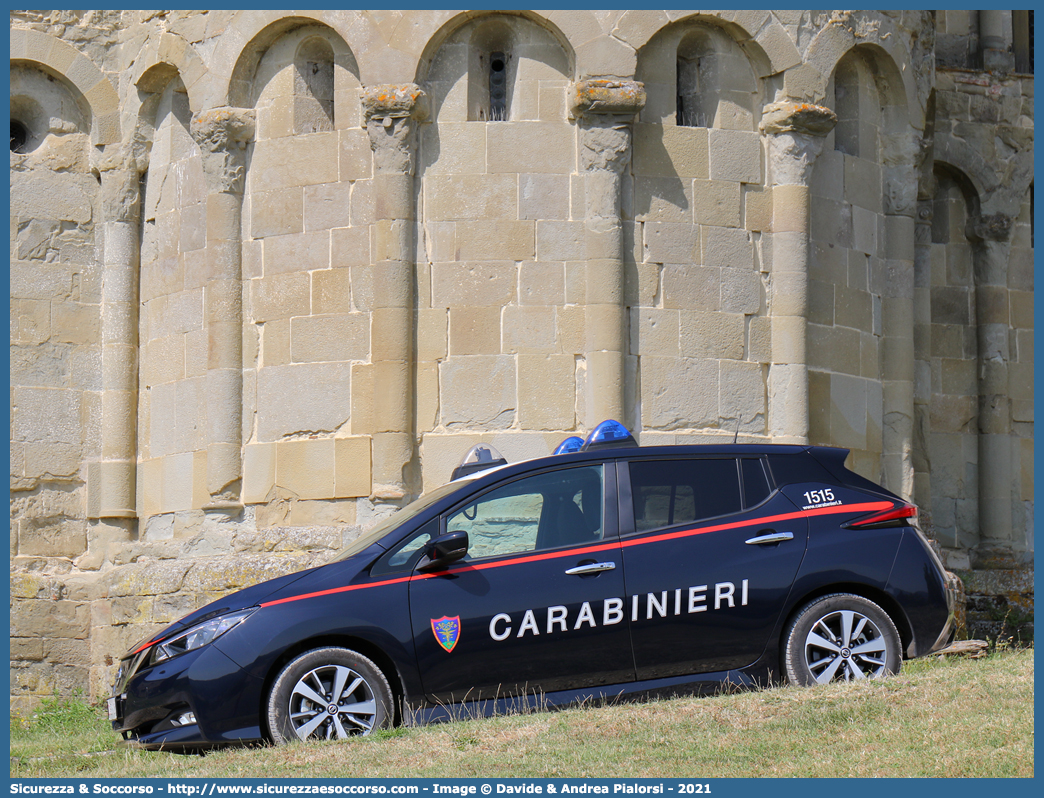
[267,647,393,744]
[783,594,901,686]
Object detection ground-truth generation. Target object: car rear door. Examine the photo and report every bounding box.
[406,462,635,703]
[618,456,809,679]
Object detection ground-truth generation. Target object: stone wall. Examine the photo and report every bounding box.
[9,9,1034,708]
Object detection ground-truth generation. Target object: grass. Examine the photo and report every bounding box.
[9,647,1034,779]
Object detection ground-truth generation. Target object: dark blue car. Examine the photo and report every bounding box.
[109,424,956,750]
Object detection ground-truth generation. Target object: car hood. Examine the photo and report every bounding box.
[121,548,379,657]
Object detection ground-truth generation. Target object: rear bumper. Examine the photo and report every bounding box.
[928,570,961,653]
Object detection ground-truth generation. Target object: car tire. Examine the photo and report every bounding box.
[783,594,901,686]
[267,647,393,744]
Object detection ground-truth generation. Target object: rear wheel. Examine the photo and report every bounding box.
[267,647,393,744]
[784,594,901,686]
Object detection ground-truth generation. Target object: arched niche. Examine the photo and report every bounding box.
[422,12,572,123]
[10,61,90,158]
[636,17,766,129]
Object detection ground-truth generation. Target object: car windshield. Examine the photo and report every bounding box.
[327,478,474,563]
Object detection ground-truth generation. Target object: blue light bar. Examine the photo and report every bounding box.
[580,419,638,451]
[553,436,585,455]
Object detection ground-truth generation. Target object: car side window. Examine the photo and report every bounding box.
[370,518,440,576]
[447,465,604,560]
[629,459,742,533]
[741,458,771,507]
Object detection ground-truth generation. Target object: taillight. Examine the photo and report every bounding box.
[842,501,918,529]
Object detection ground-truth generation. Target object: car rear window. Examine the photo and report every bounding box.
[629,459,742,533]
[764,452,836,487]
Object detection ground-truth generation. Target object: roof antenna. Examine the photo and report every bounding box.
[732,420,740,444]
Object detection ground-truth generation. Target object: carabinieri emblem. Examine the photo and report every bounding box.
[431,616,461,652]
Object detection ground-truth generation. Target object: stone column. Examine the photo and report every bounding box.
[572,80,645,427]
[980,11,1014,72]
[190,107,255,510]
[912,196,935,525]
[759,101,836,445]
[879,135,920,501]
[87,156,141,519]
[967,212,1016,562]
[362,85,425,501]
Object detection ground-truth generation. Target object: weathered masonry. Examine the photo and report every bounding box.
[9,10,1033,708]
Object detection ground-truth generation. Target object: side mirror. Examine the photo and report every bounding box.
[417,530,469,572]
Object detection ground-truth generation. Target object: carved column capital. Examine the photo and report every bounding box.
[966,213,1016,242]
[571,82,645,175]
[190,107,256,194]
[362,84,426,175]
[760,102,837,187]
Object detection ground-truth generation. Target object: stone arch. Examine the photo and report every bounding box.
[636,15,768,129]
[416,10,580,86]
[130,32,207,115]
[620,10,800,77]
[420,11,573,124]
[934,131,1034,221]
[9,27,119,144]
[804,12,922,128]
[206,12,372,109]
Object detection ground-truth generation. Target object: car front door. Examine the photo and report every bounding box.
[618,457,809,679]
[404,463,635,703]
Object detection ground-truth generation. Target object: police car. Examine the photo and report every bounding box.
[109,421,957,750]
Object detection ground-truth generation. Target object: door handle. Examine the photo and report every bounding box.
[744,531,794,545]
[564,561,616,575]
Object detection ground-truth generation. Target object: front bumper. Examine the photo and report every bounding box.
[110,642,266,750]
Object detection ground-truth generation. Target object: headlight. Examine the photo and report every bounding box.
[150,607,258,664]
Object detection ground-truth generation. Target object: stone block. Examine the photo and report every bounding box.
[426,174,518,220]
[844,155,883,213]
[416,361,440,434]
[807,322,861,376]
[291,313,369,363]
[18,517,87,559]
[631,308,679,357]
[931,286,972,326]
[243,442,276,504]
[350,179,375,227]
[519,262,566,306]
[633,176,693,223]
[262,318,291,366]
[720,360,765,429]
[743,187,771,233]
[440,355,516,430]
[256,362,352,441]
[679,311,744,360]
[276,439,335,500]
[12,387,82,446]
[339,129,372,181]
[537,220,585,261]
[487,122,575,175]
[432,262,516,307]
[557,306,585,355]
[263,231,330,276]
[692,180,742,228]
[250,273,310,325]
[333,436,371,498]
[455,221,535,261]
[415,308,447,361]
[829,373,869,450]
[850,205,878,255]
[703,226,753,270]
[351,363,374,435]
[449,306,502,356]
[250,133,339,193]
[503,306,557,354]
[929,394,976,436]
[517,354,576,431]
[662,264,719,311]
[250,187,304,239]
[835,286,873,332]
[643,222,699,264]
[708,129,762,184]
[519,173,570,220]
[633,124,709,179]
[641,356,718,430]
[330,227,370,273]
[311,267,352,315]
[421,123,487,175]
[304,182,352,231]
